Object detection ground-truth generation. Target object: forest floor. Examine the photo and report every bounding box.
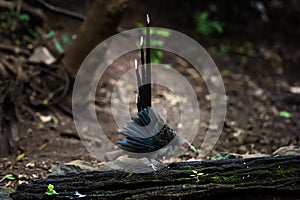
[0,0,299,192]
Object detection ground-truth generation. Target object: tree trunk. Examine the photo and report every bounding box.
[11,155,300,200]
[62,0,129,82]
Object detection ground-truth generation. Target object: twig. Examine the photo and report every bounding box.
[0,44,31,56]
[1,58,17,75]
[0,62,9,77]
[24,63,69,106]
[36,0,85,21]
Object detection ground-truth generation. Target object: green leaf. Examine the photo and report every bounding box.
[48,184,54,191]
[151,49,163,63]
[279,111,292,118]
[16,153,25,161]
[149,28,154,35]
[195,11,224,36]
[211,22,223,34]
[154,29,170,37]
[153,49,163,57]
[28,28,38,38]
[51,115,59,124]
[19,13,30,21]
[61,35,71,45]
[221,69,231,77]
[198,11,209,21]
[134,21,144,28]
[45,184,58,195]
[47,31,56,39]
[151,39,164,47]
[4,174,15,180]
[54,39,64,53]
[45,190,58,195]
[18,55,26,62]
[219,44,230,54]
[151,56,161,64]
[198,23,212,36]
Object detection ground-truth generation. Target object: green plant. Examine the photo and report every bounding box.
[0,1,39,39]
[46,31,72,53]
[125,172,133,178]
[190,170,206,183]
[221,69,231,77]
[195,11,223,36]
[51,115,59,124]
[219,44,230,55]
[62,35,72,45]
[150,49,163,64]
[223,176,236,182]
[279,111,292,118]
[148,29,170,64]
[45,184,58,196]
[0,174,16,182]
[212,175,220,182]
[8,4,30,31]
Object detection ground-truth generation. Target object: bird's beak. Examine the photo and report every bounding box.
[189,145,197,152]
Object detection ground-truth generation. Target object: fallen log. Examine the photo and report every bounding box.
[11,155,300,200]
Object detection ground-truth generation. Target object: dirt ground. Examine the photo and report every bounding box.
[0,0,299,190]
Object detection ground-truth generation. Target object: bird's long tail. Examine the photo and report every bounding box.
[136,14,151,112]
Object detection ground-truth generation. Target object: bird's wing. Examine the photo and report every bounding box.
[118,108,176,153]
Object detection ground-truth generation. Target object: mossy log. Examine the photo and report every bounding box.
[11,155,300,200]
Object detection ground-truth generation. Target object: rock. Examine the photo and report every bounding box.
[272,145,300,156]
[28,47,56,65]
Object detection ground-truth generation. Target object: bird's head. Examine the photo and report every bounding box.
[169,135,197,157]
[181,141,197,153]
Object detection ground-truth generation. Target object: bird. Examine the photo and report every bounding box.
[117,15,196,164]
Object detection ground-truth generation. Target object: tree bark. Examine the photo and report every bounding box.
[62,0,129,82]
[11,155,300,200]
